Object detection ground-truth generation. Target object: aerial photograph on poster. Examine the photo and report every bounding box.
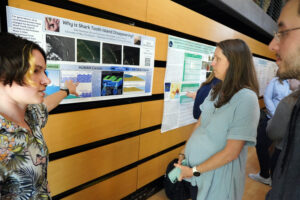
[102,43,122,64]
[77,39,100,63]
[46,35,75,61]
[123,46,140,65]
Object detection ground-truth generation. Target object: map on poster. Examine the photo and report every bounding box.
[253,57,278,96]
[161,35,216,133]
[6,6,155,104]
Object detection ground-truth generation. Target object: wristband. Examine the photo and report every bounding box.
[60,88,70,96]
[192,166,201,177]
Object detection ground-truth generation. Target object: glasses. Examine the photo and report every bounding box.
[274,27,300,41]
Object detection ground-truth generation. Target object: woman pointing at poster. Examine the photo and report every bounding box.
[0,33,78,199]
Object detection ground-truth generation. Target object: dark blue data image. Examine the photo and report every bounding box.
[165,82,171,92]
[101,71,124,96]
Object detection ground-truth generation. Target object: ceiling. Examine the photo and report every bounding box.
[171,0,277,45]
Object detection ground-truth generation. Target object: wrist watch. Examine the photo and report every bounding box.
[192,166,201,177]
[60,88,70,96]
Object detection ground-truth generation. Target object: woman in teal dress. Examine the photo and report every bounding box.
[175,39,260,200]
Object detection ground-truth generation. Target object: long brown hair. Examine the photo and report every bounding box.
[211,39,259,108]
[201,71,215,87]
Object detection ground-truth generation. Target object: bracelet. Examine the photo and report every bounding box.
[179,153,185,158]
[60,88,70,96]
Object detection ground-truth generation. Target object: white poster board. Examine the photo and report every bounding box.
[161,35,216,133]
[6,6,156,104]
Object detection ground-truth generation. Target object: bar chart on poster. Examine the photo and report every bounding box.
[161,35,215,133]
[6,6,156,104]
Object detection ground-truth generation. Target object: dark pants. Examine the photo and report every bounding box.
[270,147,281,178]
[189,183,198,200]
[256,111,272,178]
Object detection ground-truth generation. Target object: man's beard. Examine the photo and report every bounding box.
[278,47,300,80]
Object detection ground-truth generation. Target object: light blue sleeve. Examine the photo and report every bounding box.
[264,78,276,117]
[227,90,260,146]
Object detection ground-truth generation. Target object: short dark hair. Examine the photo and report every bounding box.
[211,39,259,108]
[0,32,46,86]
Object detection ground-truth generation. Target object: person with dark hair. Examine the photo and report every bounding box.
[248,75,291,185]
[186,71,220,120]
[174,39,260,200]
[266,0,300,199]
[0,33,78,199]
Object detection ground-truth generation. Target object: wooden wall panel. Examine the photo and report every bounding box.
[70,0,148,22]
[43,103,141,152]
[152,68,165,94]
[139,124,194,159]
[146,0,276,60]
[146,30,168,61]
[140,100,164,129]
[8,0,147,35]
[137,147,183,188]
[147,0,230,42]
[63,168,137,200]
[48,137,139,196]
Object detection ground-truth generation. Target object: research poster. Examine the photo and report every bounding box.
[161,35,216,133]
[253,57,278,96]
[6,6,156,104]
